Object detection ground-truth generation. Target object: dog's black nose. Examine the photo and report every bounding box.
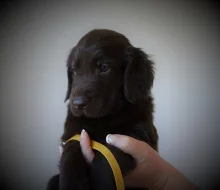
[72,96,88,110]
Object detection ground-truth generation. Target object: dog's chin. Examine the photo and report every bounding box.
[70,107,110,118]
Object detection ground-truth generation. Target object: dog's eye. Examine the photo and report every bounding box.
[100,64,109,73]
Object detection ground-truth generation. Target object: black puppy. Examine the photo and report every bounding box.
[47,29,158,190]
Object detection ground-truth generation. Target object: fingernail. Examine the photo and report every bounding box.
[106,134,112,144]
[81,129,85,139]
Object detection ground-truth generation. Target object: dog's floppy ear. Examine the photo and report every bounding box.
[124,46,154,103]
[64,47,75,102]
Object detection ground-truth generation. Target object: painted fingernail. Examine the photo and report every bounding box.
[81,129,85,139]
[106,134,112,144]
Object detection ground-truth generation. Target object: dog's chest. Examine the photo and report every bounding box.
[81,118,141,143]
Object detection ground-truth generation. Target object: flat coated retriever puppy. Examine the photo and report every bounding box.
[47,29,158,190]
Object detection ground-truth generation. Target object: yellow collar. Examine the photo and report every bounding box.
[64,134,125,190]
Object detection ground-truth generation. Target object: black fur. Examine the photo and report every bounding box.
[47,29,158,190]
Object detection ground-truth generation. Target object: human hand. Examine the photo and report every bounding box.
[80,130,198,190]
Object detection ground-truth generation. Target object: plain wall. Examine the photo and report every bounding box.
[0,0,219,189]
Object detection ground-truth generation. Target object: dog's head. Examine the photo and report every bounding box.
[65,29,154,118]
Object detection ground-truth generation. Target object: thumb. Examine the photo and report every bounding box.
[106,134,149,163]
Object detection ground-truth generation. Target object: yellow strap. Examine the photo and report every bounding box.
[65,134,125,190]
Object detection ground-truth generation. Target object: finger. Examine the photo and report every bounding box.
[80,129,95,164]
[106,134,149,163]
